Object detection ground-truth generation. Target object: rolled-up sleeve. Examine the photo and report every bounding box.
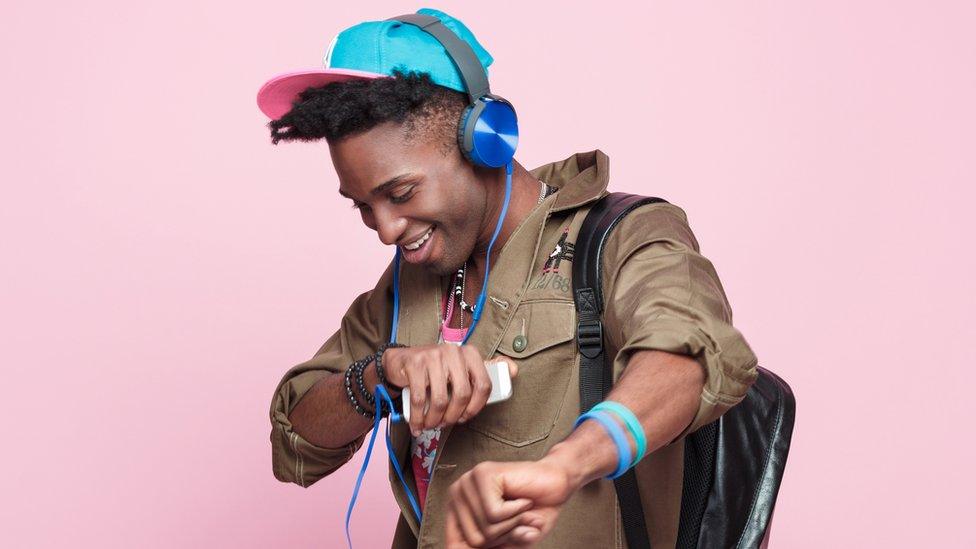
[601,202,759,442]
[269,264,394,487]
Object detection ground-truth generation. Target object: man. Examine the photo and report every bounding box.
[259,8,758,548]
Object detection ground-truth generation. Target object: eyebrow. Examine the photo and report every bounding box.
[338,173,416,200]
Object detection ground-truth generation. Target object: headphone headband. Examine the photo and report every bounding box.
[387,13,491,104]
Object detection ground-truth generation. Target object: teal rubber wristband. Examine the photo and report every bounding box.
[573,410,632,479]
[592,401,647,467]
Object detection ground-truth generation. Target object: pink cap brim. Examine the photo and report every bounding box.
[256,68,388,120]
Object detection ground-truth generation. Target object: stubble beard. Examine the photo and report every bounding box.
[423,226,478,277]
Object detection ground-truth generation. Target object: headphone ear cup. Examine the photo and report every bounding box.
[459,97,519,168]
[457,104,477,165]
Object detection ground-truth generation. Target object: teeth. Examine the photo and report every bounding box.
[403,227,433,250]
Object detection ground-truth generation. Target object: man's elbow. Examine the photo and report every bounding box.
[270,423,356,488]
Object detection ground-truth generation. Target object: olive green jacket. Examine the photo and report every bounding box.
[269,149,759,548]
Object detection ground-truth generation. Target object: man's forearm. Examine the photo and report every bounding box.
[543,350,705,487]
[289,363,397,448]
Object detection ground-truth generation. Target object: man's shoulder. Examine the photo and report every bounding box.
[556,192,692,246]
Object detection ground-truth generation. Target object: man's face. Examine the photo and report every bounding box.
[330,121,486,276]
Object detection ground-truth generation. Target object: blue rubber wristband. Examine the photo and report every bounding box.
[574,410,632,479]
[592,401,647,467]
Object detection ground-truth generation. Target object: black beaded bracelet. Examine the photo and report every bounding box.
[374,342,407,390]
[354,355,376,405]
[344,359,375,419]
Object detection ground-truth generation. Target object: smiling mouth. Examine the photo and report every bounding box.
[402,226,434,251]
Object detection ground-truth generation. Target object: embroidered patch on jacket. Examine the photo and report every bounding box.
[543,229,575,273]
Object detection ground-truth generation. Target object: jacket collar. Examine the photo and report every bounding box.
[530,149,610,213]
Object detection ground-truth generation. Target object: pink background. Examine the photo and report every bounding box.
[3,1,973,547]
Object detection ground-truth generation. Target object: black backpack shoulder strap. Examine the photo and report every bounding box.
[573,192,669,549]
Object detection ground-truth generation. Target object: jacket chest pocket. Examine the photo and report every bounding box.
[466,300,577,447]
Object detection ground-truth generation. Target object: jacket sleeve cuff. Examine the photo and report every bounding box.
[269,369,367,487]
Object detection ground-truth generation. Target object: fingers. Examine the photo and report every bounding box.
[381,347,409,389]
[459,470,493,530]
[494,355,519,379]
[515,508,560,539]
[452,484,489,546]
[443,352,472,426]
[449,506,539,549]
[390,344,513,433]
[403,356,429,436]
[424,349,450,430]
[461,346,492,421]
[499,525,543,547]
[463,484,534,542]
[472,467,532,525]
[450,465,534,548]
[446,507,473,549]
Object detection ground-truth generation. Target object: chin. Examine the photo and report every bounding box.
[424,245,468,276]
[423,258,459,277]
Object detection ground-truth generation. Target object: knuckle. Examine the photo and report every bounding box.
[485,506,505,523]
[474,379,492,395]
[466,528,486,547]
[471,361,489,378]
[453,386,471,401]
[472,463,491,480]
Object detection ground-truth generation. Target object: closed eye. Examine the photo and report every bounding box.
[389,186,415,204]
[351,193,412,211]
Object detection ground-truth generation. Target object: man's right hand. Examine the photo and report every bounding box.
[380,344,518,436]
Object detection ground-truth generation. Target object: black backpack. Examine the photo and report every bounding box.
[573,193,796,549]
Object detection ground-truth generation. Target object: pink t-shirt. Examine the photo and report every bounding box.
[410,293,467,510]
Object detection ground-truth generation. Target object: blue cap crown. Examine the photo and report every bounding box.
[323,8,493,94]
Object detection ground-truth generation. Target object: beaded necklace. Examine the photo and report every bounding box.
[442,180,554,330]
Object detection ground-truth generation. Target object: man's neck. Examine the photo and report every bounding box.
[467,159,540,286]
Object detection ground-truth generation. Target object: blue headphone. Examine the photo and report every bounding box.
[388,13,519,168]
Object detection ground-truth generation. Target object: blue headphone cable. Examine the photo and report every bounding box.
[464,161,513,344]
[345,161,514,547]
[344,384,422,549]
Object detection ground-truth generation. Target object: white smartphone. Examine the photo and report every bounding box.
[401,360,513,423]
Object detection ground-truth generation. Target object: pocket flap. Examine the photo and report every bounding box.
[495,300,576,359]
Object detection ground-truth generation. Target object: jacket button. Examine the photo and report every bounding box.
[512,335,527,352]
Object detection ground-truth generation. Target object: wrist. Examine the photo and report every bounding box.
[345,358,376,419]
[543,420,619,488]
[363,359,400,398]
[374,343,406,392]
[541,445,586,493]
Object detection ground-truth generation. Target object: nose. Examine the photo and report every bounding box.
[372,206,406,247]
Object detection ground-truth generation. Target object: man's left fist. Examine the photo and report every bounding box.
[445,457,580,548]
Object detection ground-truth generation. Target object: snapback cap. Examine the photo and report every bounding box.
[256,8,494,120]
